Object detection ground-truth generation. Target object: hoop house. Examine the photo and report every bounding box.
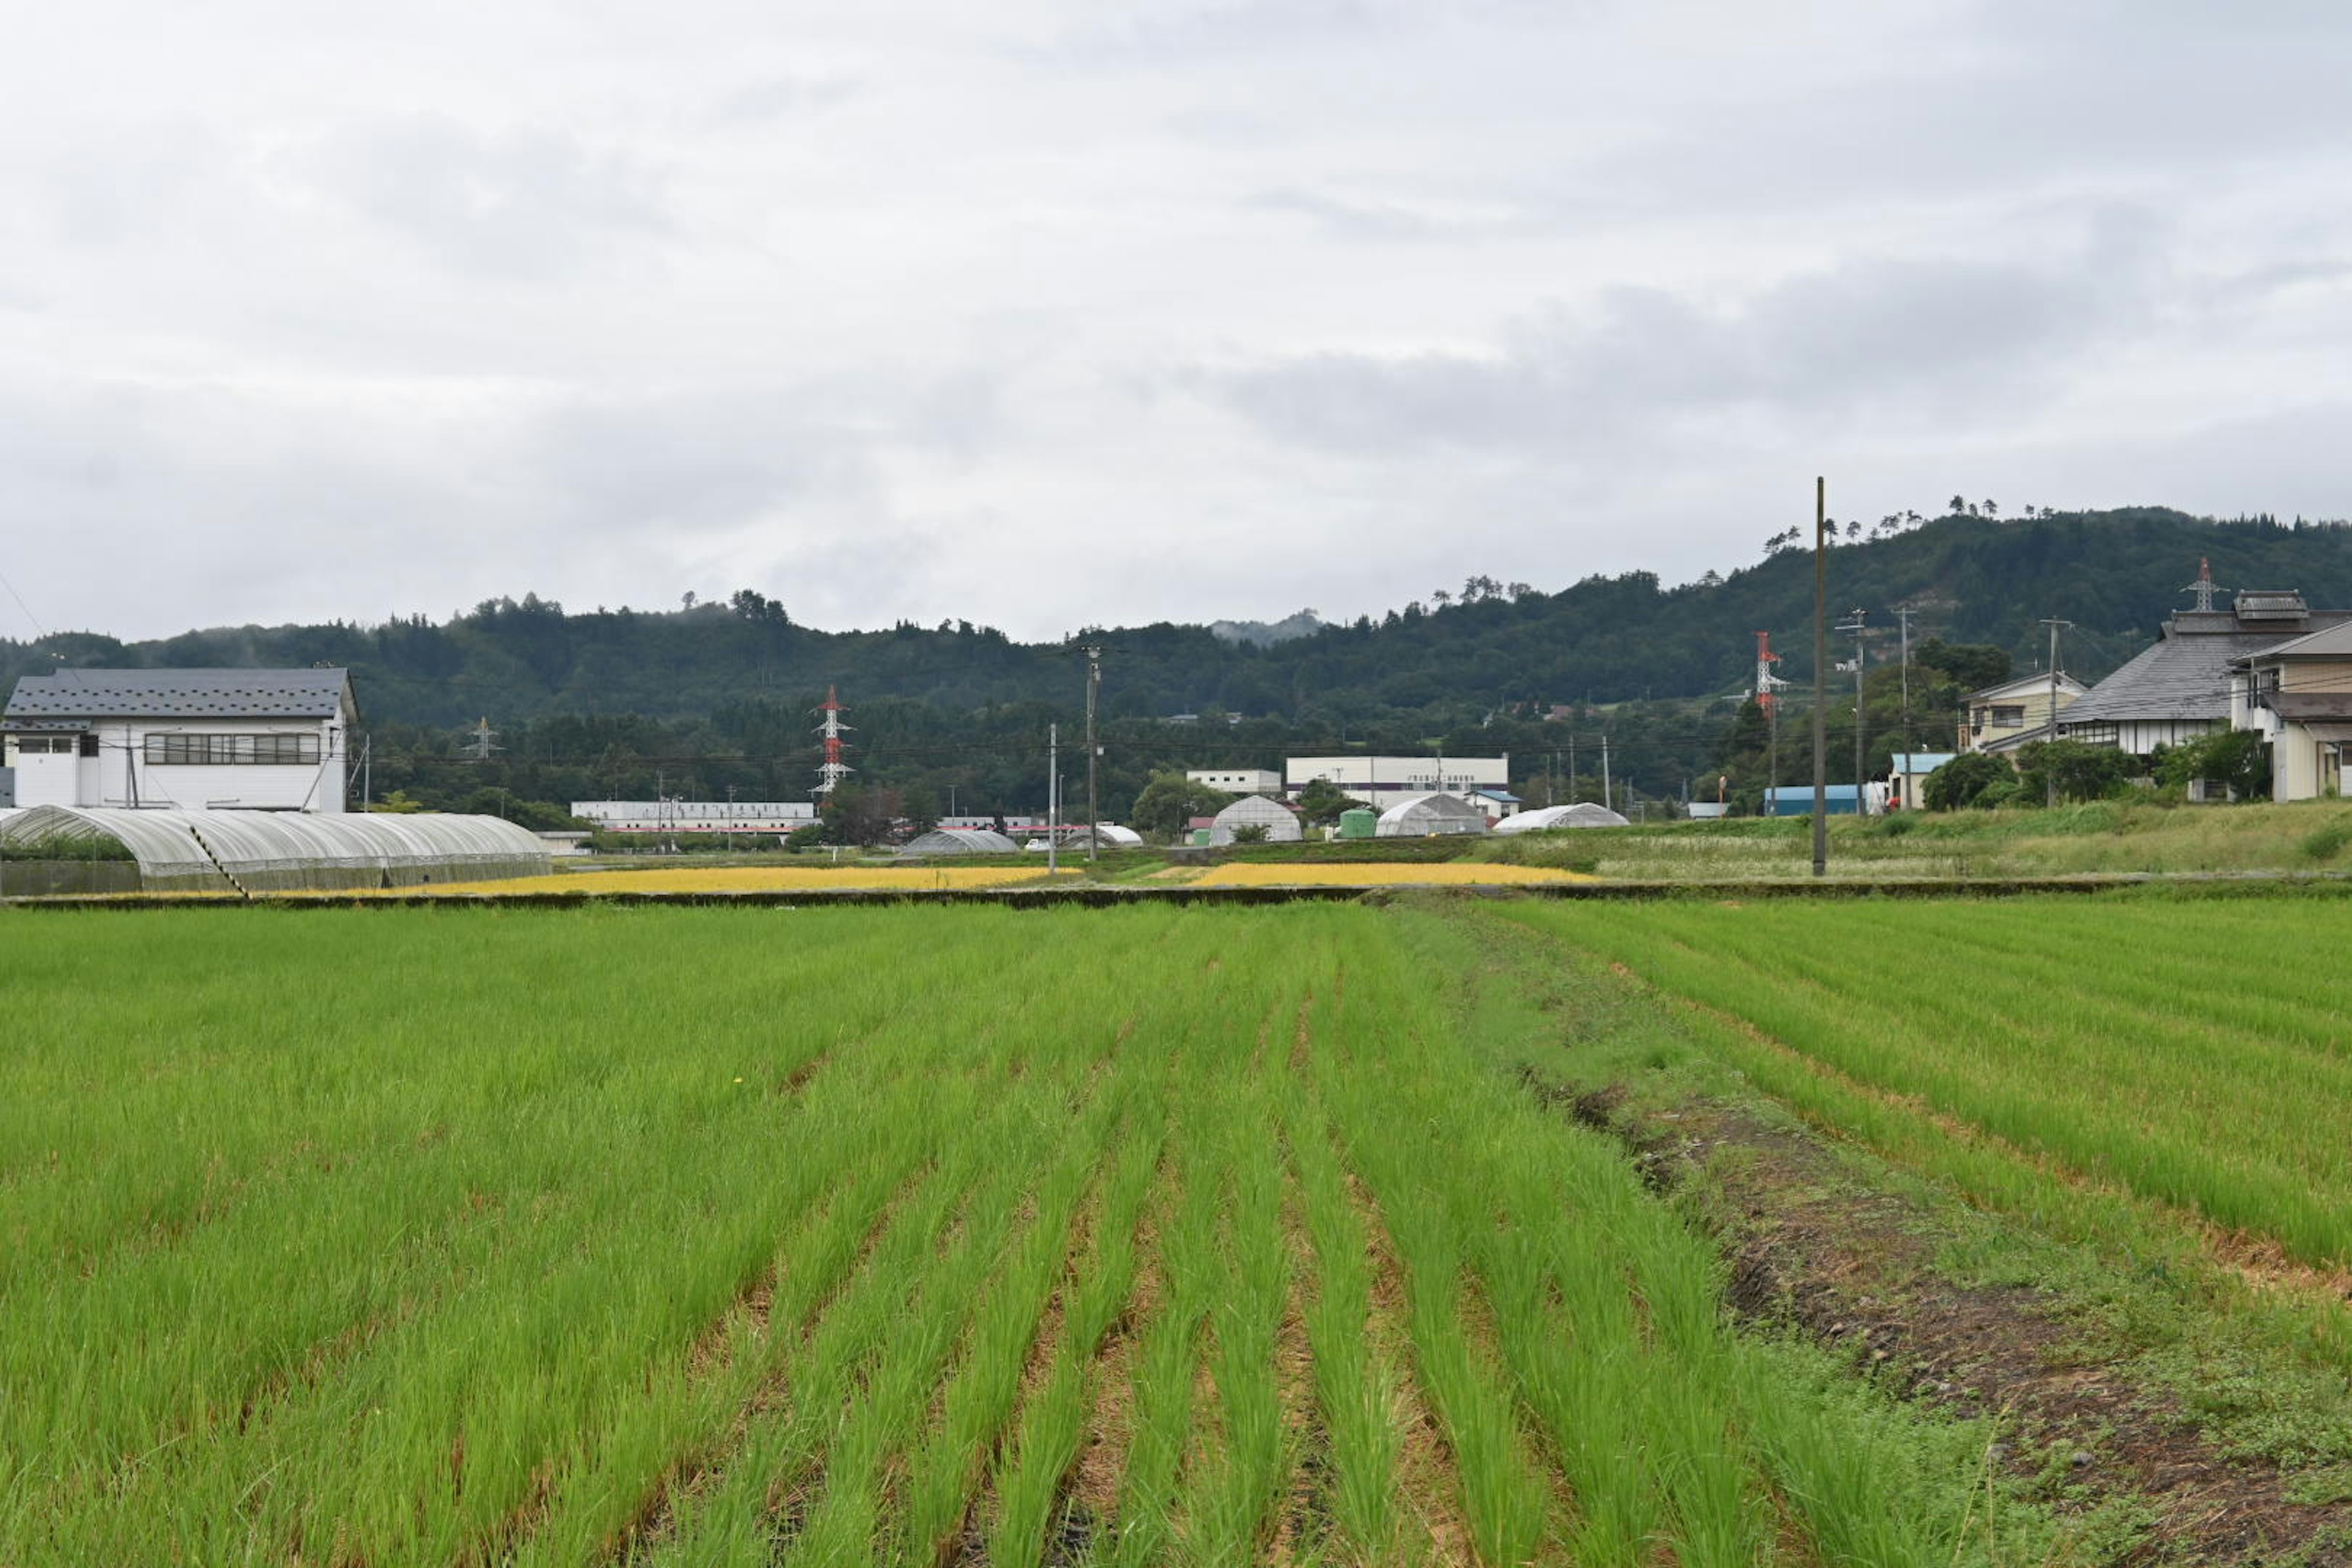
[1208,795,1302,846]
[0,805,551,892]
[1373,793,1490,837]
[1493,802,1630,834]
[898,827,1020,856]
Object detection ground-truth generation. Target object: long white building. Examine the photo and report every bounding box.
[2,668,355,812]
[571,800,817,834]
[1284,755,1512,812]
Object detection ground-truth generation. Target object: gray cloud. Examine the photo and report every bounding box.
[1198,219,2164,459]
[0,2,2346,646]
[296,116,670,279]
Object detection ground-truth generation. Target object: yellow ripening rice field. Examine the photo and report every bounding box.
[1189,861,1594,887]
[377,864,1066,896]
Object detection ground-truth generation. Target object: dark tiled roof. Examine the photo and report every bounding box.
[2242,620,2352,662]
[2267,692,2352,722]
[4,668,353,724]
[2061,612,2352,727]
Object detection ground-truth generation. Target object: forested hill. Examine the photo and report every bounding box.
[8,507,2351,730]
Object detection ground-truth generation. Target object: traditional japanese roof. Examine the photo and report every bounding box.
[2233,620,2352,663]
[4,668,355,727]
[2064,623,2346,728]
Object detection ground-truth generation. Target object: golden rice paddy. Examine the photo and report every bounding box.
[1188,861,1595,886]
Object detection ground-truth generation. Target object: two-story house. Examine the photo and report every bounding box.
[1,668,356,812]
[2230,622,2352,801]
[1958,672,2087,754]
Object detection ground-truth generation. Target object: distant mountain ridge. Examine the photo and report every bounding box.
[7,508,2351,731]
[1207,609,1327,647]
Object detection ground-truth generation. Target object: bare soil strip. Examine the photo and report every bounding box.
[1558,1083,2352,1565]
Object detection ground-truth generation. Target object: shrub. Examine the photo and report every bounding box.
[1920,752,2011,810]
[2301,820,2352,862]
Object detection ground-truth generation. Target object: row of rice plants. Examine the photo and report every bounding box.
[975,1098,1166,1568]
[6,902,2045,1564]
[0,908,1184,1564]
[1498,896,2352,1264]
[1306,908,2027,1567]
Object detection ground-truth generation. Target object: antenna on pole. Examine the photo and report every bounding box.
[1754,630,1786,806]
[1836,608,1868,802]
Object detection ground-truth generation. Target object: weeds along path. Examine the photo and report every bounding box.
[1,903,2035,1565]
[1494,894,2352,1271]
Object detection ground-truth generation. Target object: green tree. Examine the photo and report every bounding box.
[1128,772,1235,839]
[2015,740,2141,805]
[2154,731,2269,800]
[816,784,898,845]
[1913,639,2012,692]
[1294,775,1367,826]
[1920,752,2012,810]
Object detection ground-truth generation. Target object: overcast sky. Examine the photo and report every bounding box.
[3,0,2348,644]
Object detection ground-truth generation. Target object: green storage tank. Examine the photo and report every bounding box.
[1337,809,1377,840]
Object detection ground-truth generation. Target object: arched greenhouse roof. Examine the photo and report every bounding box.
[0,806,552,892]
[1208,794,1302,846]
[1492,802,1630,834]
[1057,824,1144,851]
[899,827,1020,856]
[1373,793,1490,837]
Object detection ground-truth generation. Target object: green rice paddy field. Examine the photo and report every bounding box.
[5,895,2351,1566]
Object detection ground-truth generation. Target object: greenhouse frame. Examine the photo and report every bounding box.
[1208,794,1303,846]
[0,805,552,892]
[1492,802,1631,834]
[1374,793,1490,837]
[898,827,1021,856]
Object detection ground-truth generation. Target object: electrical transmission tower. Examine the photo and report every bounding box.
[463,717,500,763]
[813,687,853,796]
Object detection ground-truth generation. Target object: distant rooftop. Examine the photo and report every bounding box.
[4,668,355,727]
[2064,589,2352,728]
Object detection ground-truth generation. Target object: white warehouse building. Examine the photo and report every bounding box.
[2,668,355,813]
[571,800,817,834]
[1284,755,1513,814]
[1186,767,1282,796]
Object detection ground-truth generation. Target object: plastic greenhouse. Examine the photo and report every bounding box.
[1055,824,1144,853]
[0,806,552,892]
[1208,794,1302,846]
[1492,802,1630,834]
[1373,793,1490,837]
[898,827,1020,856]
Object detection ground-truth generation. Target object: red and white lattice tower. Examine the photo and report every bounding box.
[2183,556,2227,613]
[1752,630,1789,717]
[813,686,853,796]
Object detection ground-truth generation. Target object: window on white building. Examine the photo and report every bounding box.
[143,734,322,766]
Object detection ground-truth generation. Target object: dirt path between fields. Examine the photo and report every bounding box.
[1538,1079,2352,1566]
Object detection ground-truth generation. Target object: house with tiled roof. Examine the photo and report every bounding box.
[2054,588,2352,759]
[1,668,356,812]
[2230,621,2352,800]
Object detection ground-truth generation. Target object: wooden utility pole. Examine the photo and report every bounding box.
[1812,478,1829,877]
[1083,644,1102,867]
[2040,617,2072,807]
[1838,608,1868,804]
